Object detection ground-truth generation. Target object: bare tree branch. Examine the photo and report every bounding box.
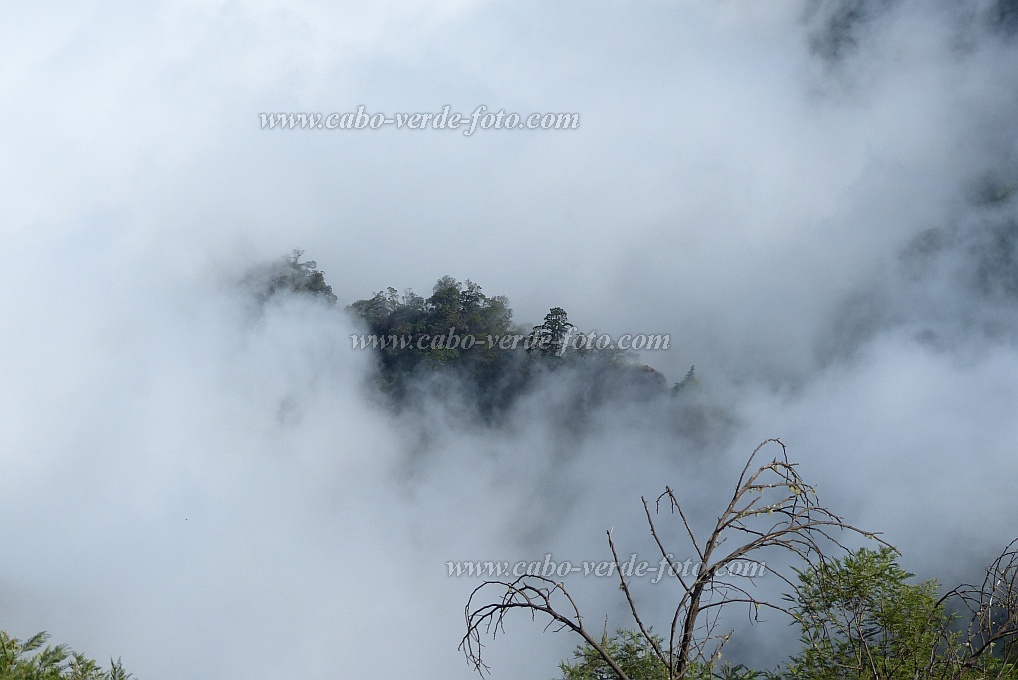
[460,439,888,678]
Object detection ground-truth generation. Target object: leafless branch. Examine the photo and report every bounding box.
[460,439,887,678]
[940,537,1018,673]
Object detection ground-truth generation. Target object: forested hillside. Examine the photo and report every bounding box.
[253,251,707,423]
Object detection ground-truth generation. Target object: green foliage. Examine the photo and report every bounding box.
[786,547,949,679]
[346,276,523,410]
[252,249,337,304]
[242,255,721,425]
[557,629,767,680]
[528,307,573,357]
[346,276,674,416]
[0,631,131,680]
[556,546,1018,680]
[558,629,669,680]
[672,365,700,395]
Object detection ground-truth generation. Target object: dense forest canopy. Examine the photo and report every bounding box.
[254,251,701,421]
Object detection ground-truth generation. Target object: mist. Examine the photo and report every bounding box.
[3,1,1018,677]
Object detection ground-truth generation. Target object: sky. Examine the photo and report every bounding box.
[2,1,1018,678]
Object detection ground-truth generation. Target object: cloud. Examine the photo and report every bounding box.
[2,1,1018,677]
